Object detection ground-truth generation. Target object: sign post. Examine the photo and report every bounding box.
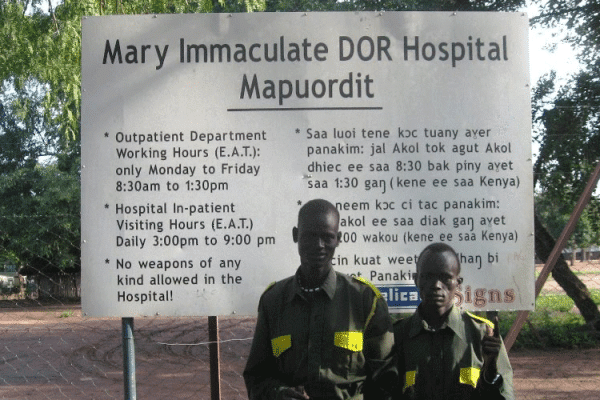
[208,316,221,400]
[81,12,534,317]
[81,10,534,397]
[122,317,137,400]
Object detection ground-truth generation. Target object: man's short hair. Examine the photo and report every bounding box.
[416,242,461,274]
[298,199,340,224]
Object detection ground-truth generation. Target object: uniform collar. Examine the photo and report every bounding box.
[409,305,467,341]
[290,267,337,302]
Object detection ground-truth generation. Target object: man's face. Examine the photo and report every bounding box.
[415,250,461,313]
[294,208,340,278]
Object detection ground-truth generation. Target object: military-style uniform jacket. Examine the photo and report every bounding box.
[244,268,396,400]
[393,306,514,400]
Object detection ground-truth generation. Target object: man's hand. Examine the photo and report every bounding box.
[277,386,310,400]
[482,316,501,380]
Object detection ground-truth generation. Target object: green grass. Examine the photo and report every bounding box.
[535,293,575,312]
[498,289,600,349]
[58,310,74,318]
[499,310,597,349]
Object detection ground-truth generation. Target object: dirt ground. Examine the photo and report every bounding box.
[1,303,599,400]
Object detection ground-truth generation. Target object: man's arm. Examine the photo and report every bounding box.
[243,298,308,400]
[477,317,514,400]
[363,295,398,399]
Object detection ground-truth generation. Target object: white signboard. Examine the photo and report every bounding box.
[81,12,534,316]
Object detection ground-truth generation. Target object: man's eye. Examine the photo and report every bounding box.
[422,274,453,282]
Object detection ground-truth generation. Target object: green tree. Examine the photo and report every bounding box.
[0,76,80,276]
[264,0,524,12]
[530,0,600,326]
[0,0,267,145]
[536,191,600,263]
[0,0,84,283]
[532,0,600,225]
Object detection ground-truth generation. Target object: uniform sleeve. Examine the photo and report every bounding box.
[362,295,398,399]
[243,295,288,400]
[391,319,409,400]
[475,336,514,400]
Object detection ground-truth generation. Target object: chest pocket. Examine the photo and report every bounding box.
[271,335,291,357]
[334,331,363,352]
[402,367,482,395]
[459,367,480,388]
[330,331,364,378]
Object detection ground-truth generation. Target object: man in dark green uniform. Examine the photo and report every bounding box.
[394,242,513,399]
[244,199,396,400]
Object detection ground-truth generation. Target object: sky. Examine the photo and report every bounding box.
[526,4,581,85]
[529,30,579,84]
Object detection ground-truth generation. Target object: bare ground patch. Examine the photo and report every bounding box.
[0,303,599,399]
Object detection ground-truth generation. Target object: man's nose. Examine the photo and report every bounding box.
[431,279,443,289]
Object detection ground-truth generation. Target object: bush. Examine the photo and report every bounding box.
[535,293,574,312]
[498,292,600,349]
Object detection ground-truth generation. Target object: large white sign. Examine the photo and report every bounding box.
[81,12,534,316]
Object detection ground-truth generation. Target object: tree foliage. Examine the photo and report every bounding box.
[532,0,600,66]
[0,0,266,144]
[0,76,80,273]
[536,191,600,253]
[264,0,524,12]
[531,0,600,251]
[0,161,81,274]
[527,0,600,326]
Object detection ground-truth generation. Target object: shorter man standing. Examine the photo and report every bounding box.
[394,242,513,400]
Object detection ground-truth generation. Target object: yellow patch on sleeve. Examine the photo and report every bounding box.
[403,371,416,392]
[465,311,495,330]
[354,276,382,298]
[263,281,276,293]
[334,331,363,352]
[459,367,481,388]
[353,277,383,330]
[271,335,291,357]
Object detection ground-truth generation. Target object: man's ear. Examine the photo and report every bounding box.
[336,231,342,246]
[292,227,298,243]
[457,276,464,285]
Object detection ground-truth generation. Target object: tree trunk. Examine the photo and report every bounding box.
[534,213,600,327]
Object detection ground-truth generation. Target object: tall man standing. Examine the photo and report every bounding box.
[244,199,396,400]
[394,242,514,399]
